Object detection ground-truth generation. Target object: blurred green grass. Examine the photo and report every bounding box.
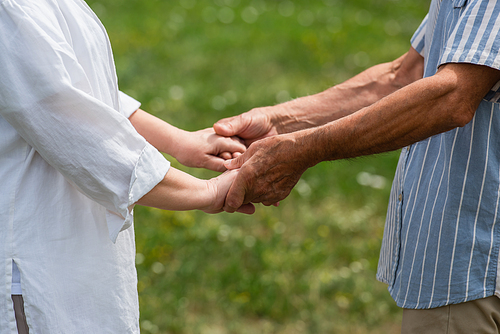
[90,0,430,333]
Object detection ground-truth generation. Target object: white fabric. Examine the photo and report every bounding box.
[10,261,21,296]
[0,0,170,332]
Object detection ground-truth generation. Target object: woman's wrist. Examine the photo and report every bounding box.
[166,128,192,160]
[136,168,213,211]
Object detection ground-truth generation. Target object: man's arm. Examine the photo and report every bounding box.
[214,47,425,144]
[129,109,245,172]
[222,61,500,210]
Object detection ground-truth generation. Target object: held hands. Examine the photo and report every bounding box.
[136,167,255,214]
[213,105,322,211]
[213,107,279,145]
[214,106,309,211]
[222,133,312,212]
[183,105,289,213]
[202,169,255,214]
[184,107,284,212]
[128,109,246,172]
[174,128,246,172]
[130,107,287,215]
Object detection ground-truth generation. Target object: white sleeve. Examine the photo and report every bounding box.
[119,91,142,118]
[0,2,170,241]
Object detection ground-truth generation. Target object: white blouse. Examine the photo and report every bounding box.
[0,0,170,332]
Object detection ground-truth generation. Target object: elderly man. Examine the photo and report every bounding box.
[215,0,500,332]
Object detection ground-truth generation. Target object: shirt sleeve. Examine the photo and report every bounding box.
[411,14,428,56]
[119,91,141,119]
[439,0,500,102]
[0,1,170,241]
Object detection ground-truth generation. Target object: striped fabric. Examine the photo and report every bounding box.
[377,0,500,309]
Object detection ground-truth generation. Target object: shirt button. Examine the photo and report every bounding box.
[398,194,403,202]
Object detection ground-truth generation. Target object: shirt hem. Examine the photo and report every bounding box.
[390,289,497,310]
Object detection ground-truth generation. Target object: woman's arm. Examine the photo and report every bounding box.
[129,109,246,172]
[136,167,255,214]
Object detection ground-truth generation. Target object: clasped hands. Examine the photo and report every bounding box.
[201,106,312,215]
[133,107,310,214]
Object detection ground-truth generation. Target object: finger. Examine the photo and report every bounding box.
[223,177,247,213]
[217,137,247,154]
[223,153,246,170]
[251,192,287,206]
[231,136,246,145]
[262,199,284,206]
[232,152,242,158]
[219,152,233,160]
[235,203,256,215]
[262,202,280,207]
[214,115,248,137]
[203,157,227,173]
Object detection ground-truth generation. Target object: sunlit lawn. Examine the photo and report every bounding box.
[91,0,430,332]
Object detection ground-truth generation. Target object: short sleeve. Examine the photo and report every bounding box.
[411,14,428,56]
[439,0,500,101]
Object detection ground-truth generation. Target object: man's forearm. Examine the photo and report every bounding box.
[222,56,500,210]
[297,63,500,166]
[272,48,424,134]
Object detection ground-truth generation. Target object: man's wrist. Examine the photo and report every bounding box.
[272,94,333,134]
[287,129,327,171]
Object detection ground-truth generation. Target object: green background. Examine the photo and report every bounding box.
[90,0,430,332]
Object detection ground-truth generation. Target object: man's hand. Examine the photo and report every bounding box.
[210,48,430,212]
[213,107,279,146]
[173,128,246,172]
[222,131,317,212]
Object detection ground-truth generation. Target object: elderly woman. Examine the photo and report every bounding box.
[0,0,253,332]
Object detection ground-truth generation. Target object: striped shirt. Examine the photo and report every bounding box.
[377,0,500,309]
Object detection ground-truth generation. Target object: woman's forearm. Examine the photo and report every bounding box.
[136,167,255,214]
[136,167,213,211]
[128,108,187,156]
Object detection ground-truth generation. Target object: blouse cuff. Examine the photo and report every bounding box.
[107,143,170,242]
[119,91,142,118]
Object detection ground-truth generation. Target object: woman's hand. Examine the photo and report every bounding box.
[136,167,255,214]
[202,169,256,214]
[129,109,246,172]
[173,128,246,172]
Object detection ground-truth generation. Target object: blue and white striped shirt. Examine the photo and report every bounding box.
[377,0,500,309]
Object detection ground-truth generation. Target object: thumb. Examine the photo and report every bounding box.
[236,203,256,215]
[223,153,246,170]
[214,115,248,137]
[203,156,227,173]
